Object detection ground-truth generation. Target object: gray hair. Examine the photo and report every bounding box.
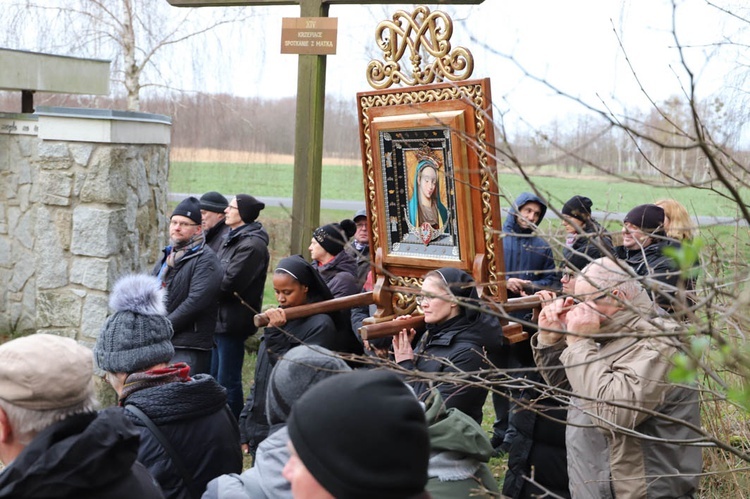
[0,391,99,446]
[581,257,641,298]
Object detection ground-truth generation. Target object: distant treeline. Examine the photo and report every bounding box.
[2,91,747,182]
[0,91,361,159]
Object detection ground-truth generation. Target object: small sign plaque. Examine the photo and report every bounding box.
[281,17,338,55]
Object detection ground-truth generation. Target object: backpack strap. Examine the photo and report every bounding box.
[125,404,199,499]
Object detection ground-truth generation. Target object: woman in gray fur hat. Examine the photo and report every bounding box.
[94,274,242,499]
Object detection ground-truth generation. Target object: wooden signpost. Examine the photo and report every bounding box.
[167,0,485,255]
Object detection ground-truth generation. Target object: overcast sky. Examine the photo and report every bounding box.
[180,0,747,136]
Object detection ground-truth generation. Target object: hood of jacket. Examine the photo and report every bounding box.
[503,192,548,234]
[317,250,358,278]
[425,391,494,461]
[226,221,269,246]
[0,408,143,498]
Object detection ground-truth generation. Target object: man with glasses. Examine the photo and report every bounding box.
[346,208,371,288]
[152,196,222,375]
[532,257,701,498]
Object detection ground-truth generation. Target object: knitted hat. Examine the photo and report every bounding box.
[199,191,228,213]
[287,370,429,499]
[172,196,201,225]
[235,194,265,224]
[353,209,367,222]
[94,274,175,374]
[0,334,94,411]
[312,219,357,256]
[266,345,350,426]
[624,204,665,232]
[562,195,593,221]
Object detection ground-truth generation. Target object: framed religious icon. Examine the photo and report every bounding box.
[357,78,506,318]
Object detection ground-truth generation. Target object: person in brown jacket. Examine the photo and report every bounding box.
[532,257,701,498]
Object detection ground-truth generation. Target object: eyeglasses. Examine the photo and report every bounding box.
[561,271,574,281]
[572,292,609,305]
[226,205,239,211]
[170,220,199,228]
[355,223,368,230]
[415,294,449,306]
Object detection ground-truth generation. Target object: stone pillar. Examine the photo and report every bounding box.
[0,107,171,345]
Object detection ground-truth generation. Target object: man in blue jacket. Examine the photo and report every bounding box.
[492,192,559,454]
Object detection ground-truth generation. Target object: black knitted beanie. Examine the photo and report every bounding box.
[312,219,356,256]
[287,370,429,499]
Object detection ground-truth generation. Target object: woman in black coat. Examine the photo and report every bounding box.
[392,268,504,424]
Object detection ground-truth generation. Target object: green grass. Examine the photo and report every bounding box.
[170,160,744,217]
[170,162,364,200]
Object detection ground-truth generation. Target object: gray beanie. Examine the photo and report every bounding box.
[94,274,175,374]
[266,345,350,426]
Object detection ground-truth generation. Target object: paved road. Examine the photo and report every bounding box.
[170,193,744,226]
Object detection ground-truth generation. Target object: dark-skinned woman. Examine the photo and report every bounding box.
[240,255,351,457]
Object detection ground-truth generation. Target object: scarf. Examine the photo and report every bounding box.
[158,233,205,283]
[119,363,191,404]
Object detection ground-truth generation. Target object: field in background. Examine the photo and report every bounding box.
[169,149,742,218]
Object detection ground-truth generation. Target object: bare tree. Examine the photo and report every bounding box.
[0,0,256,111]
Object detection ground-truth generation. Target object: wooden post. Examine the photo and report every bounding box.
[167,0,485,254]
[290,0,327,255]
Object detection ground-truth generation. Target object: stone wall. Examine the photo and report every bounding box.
[0,107,171,345]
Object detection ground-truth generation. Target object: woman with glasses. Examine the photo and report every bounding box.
[391,268,504,424]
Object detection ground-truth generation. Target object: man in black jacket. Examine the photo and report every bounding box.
[153,196,222,375]
[213,194,270,417]
[0,334,164,499]
[199,191,230,254]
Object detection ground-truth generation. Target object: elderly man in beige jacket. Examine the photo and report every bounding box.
[532,257,701,498]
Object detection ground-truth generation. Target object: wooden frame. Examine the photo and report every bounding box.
[357,78,506,319]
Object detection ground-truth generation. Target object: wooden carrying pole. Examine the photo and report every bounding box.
[253,291,373,327]
[358,295,542,341]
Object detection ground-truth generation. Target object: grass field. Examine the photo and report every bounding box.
[169,160,745,217]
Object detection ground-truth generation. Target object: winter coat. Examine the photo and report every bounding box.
[424,391,499,499]
[152,243,222,350]
[122,374,243,499]
[239,314,340,452]
[314,250,359,298]
[615,238,688,309]
[0,408,164,499]
[501,371,570,499]
[398,308,504,424]
[202,426,291,499]
[503,192,560,296]
[562,218,614,271]
[532,289,701,498]
[345,242,371,288]
[204,219,230,255]
[216,222,270,337]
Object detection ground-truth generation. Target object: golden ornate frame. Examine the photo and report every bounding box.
[357,78,506,318]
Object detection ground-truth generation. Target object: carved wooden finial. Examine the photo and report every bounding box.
[366,6,475,90]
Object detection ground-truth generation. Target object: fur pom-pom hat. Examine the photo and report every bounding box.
[94,274,175,374]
